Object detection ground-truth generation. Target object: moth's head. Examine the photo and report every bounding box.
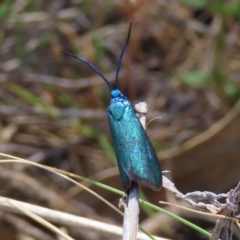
[111,89,122,99]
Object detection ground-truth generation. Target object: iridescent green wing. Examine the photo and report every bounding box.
[108,101,162,191]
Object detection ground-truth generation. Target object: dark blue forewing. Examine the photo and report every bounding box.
[107,96,162,192]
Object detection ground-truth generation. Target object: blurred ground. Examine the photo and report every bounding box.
[0,0,240,239]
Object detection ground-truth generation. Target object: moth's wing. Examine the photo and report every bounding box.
[133,125,162,190]
[108,105,162,191]
[108,113,132,190]
[123,107,162,191]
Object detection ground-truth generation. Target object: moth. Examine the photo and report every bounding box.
[61,24,162,193]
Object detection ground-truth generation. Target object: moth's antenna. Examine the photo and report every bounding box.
[61,51,113,91]
[115,23,131,89]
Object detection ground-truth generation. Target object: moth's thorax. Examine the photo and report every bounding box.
[108,89,131,120]
[110,89,129,105]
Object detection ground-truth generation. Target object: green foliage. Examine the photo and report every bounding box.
[153,141,169,151]
[181,0,207,8]
[208,0,240,17]
[0,0,15,21]
[180,0,240,103]
[222,1,240,18]
[7,83,57,117]
[224,82,240,103]
[181,70,208,88]
[181,0,240,17]
[181,71,240,102]
[58,92,80,108]
[97,133,116,163]
[81,0,95,13]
